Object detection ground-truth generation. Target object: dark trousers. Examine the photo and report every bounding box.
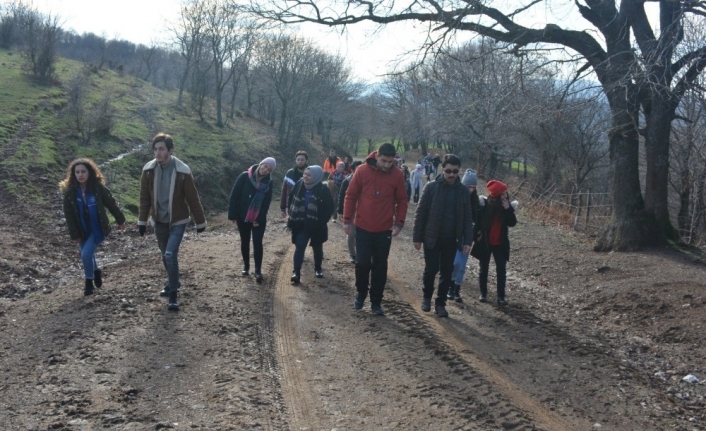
[293,229,323,272]
[478,245,507,299]
[413,185,420,203]
[354,227,392,305]
[422,237,456,306]
[235,219,266,272]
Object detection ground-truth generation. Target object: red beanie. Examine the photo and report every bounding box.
[486,180,508,197]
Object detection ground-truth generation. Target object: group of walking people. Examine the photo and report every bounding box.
[61,135,516,317]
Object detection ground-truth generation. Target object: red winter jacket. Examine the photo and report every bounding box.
[342,151,408,233]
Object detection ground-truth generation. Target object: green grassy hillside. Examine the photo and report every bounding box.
[0,48,292,222]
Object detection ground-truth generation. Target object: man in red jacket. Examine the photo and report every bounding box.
[343,143,408,315]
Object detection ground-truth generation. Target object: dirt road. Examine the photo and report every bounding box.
[1,201,705,430]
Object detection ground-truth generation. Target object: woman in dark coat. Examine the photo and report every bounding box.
[60,158,126,296]
[287,165,334,284]
[228,157,276,283]
[471,180,517,306]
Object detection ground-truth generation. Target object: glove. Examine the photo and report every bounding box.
[197,227,205,233]
[138,225,146,237]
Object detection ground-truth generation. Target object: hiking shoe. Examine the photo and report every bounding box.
[168,291,179,311]
[241,268,250,276]
[94,269,103,288]
[291,270,301,285]
[255,273,264,283]
[478,295,487,303]
[371,303,384,315]
[497,298,508,306]
[435,304,449,317]
[455,294,463,303]
[315,270,323,278]
[421,297,431,312]
[84,279,94,296]
[447,291,456,300]
[353,294,365,310]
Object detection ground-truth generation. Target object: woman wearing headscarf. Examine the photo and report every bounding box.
[228,157,276,283]
[287,165,334,284]
[60,158,126,296]
[448,169,479,302]
[471,179,518,306]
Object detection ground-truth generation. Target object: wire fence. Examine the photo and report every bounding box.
[499,178,613,236]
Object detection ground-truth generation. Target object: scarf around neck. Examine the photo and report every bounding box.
[244,165,271,223]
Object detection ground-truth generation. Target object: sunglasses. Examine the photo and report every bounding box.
[444,169,460,174]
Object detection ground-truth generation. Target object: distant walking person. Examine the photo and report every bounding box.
[61,158,126,296]
[280,151,308,218]
[410,163,424,204]
[343,143,408,315]
[337,160,363,263]
[138,133,207,310]
[448,169,479,302]
[413,155,474,317]
[432,154,442,176]
[322,149,342,180]
[228,157,276,283]
[328,161,346,221]
[287,166,334,284]
[471,180,517,306]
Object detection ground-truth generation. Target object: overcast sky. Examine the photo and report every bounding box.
[31,0,437,83]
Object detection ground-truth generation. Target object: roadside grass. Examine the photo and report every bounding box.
[0,48,279,221]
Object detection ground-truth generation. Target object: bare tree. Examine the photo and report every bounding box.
[245,0,706,251]
[172,0,208,107]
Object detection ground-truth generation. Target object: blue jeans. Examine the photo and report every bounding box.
[452,250,470,286]
[79,233,98,279]
[155,222,186,294]
[354,227,392,305]
[293,229,323,272]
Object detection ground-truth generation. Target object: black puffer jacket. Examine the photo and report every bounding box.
[471,196,517,261]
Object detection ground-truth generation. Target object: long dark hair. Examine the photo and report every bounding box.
[481,193,509,229]
[58,158,104,194]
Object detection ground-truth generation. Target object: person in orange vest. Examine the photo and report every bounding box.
[322,149,342,180]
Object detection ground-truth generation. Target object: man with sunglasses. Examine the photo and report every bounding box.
[412,154,474,317]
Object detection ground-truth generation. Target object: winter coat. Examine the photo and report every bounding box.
[337,173,353,215]
[280,165,306,211]
[323,157,342,175]
[342,151,408,233]
[412,176,474,250]
[228,165,274,225]
[471,196,517,262]
[63,183,126,241]
[139,156,207,229]
[287,180,334,246]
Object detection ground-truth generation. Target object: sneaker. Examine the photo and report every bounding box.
[447,291,456,300]
[478,295,487,303]
[255,273,263,283]
[421,297,431,312]
[497,298,508,306]
[353,294,365,310]
[434,304,449,317]
[315,270,324,278]
[160,282,181,297]
[349,256,356,264]
[371,303,384,315]
[290,271,301,285]
[455,295,464,303]
[241,269,250,276]
[94,269,103,288]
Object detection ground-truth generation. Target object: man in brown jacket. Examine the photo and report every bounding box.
[138,133,207,310]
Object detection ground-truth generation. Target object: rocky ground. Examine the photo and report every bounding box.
[1,190,706,431]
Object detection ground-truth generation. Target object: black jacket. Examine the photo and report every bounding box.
[471,196,517,261]
[413,177,474,250]
[288,181,334,246]
[228,166,273,225]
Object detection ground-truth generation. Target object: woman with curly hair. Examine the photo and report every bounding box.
[60,158,126,296]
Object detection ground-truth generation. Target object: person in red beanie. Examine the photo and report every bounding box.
[470,179,517,305]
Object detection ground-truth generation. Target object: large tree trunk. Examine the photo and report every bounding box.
[643,93,677,244]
